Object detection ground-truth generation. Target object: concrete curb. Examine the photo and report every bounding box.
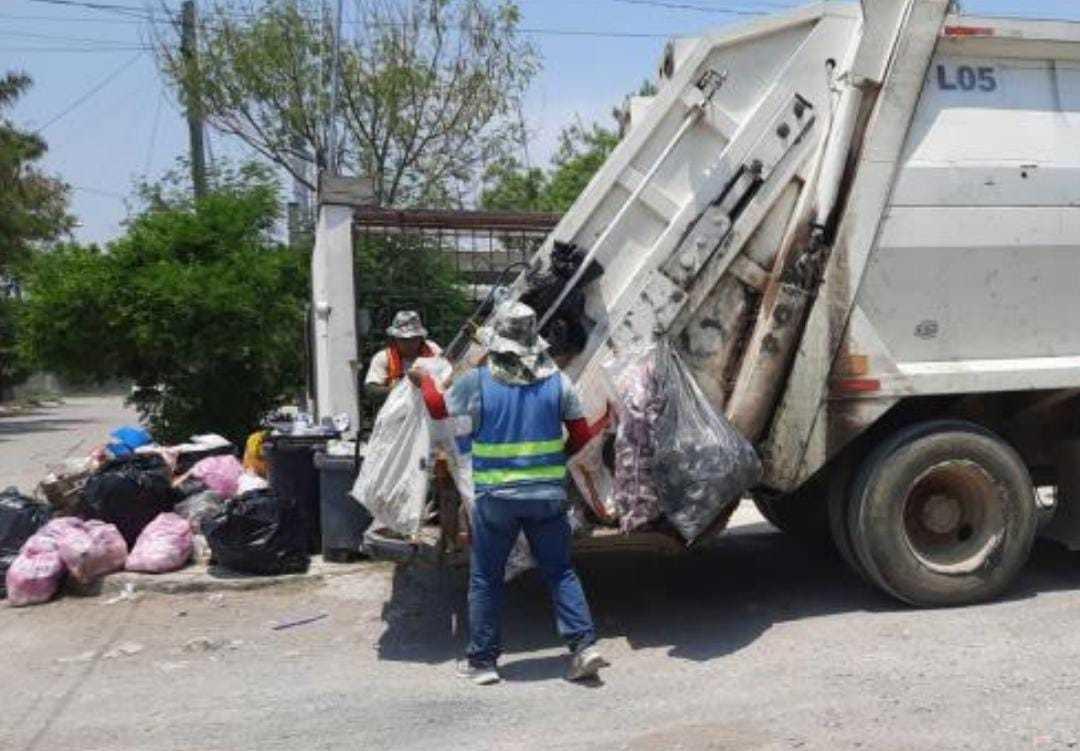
[97,557,380,596]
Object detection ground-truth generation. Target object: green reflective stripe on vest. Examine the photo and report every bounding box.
[473,465,568,486]
[472,438,565,459]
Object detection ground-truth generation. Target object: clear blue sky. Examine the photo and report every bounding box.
[6,0,1080,244]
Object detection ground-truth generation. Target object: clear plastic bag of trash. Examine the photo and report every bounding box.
[602,345,664,533]
[651,341,762,543]
[173,491,226,535]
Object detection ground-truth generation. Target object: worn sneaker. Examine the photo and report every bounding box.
[457,662,501,686]
[567,645,609,682]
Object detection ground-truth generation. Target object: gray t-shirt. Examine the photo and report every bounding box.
[445,369,585,501]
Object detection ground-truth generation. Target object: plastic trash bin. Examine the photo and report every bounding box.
[314,452,371,561]
[264,436,327,555]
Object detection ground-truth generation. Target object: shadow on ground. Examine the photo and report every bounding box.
[375,523,1080,675]
[0,413,91,443]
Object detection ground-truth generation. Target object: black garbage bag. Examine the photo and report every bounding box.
[520,241,604,358]
[651,342,762,544]
[78,455,177,548]
[0,487,53,599]
[550,240,604,286]
[202,489,310,576]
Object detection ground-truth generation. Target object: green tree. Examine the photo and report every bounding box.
[0,72,73,270]
[158,0,538,207]
[481,80,656,213]
[0,294,30,395]
[19,165,306,444]
[481,121,619,213]
[0,72,73,397]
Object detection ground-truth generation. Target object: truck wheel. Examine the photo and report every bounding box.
[848,420,1037,607]
[752,473,830,545]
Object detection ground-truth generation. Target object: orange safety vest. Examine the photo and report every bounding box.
[385,341,436,385]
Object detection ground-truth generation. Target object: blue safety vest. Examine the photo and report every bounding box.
[472,367,566,492]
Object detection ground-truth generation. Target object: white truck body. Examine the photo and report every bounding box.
[453,0,1080,491]
[313,0,1080,604]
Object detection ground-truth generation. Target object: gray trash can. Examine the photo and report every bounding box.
[314,452,371,562]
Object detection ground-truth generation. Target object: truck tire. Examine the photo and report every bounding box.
[848,420,1037,607]
[752,473,830,545]
[827,459,869,582]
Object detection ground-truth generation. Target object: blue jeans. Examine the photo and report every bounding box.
[467,494,597,668]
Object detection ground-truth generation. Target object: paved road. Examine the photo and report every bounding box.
[4,530,1080,749]
[0,395,138,495]
[5,398,1080,750]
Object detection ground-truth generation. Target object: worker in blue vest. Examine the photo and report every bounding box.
[410,302,612,685]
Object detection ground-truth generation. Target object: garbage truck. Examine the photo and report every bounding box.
[314,0,1080,607]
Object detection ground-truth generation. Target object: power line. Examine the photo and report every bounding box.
[0,13,148,23]
[607,0,766,15]
[0,46,152,52]
[15,0,739,39]
[0,29,144,45]
[35,50,143,132]
[28,0,156,16]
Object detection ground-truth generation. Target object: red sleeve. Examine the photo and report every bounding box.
[565,418,591,456]
[565,407,613,457]
[419,376,448,419]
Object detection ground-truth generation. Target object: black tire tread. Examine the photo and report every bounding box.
[848,420,1036,607]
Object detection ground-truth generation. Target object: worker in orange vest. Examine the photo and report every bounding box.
[364,310,443,400]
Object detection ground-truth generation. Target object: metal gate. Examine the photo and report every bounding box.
[352,208,560,365]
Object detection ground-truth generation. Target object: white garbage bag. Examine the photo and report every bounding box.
[351,380,432,537]
[568,432,618,524]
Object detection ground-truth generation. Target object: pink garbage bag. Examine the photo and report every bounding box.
[56,519,128,584]
[126,513,193,573]
[190,455,244,498]
[6,534,65,607]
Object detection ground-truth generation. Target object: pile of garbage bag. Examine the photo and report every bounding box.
[6,517,128,606]
[1,423,320,607]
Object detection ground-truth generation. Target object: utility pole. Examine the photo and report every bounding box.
[326,0,344,175]
[181,0,208,200]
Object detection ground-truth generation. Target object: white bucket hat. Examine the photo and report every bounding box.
[480,302,558,383]
[386,310,428,339]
